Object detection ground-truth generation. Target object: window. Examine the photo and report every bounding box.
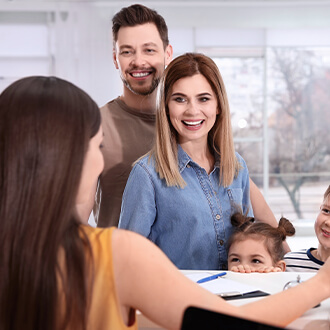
[202,47,330,221]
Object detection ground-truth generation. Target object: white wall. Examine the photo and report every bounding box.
[2,1,330,105]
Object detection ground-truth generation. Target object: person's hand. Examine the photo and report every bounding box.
[230,265,283,273]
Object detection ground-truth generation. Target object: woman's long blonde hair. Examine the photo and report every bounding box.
[151,52,239,188]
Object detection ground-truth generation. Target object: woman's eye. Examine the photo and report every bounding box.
[174,97,186,103]
[199,97,210,102]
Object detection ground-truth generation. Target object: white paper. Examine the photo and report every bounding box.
[185,272,260,295]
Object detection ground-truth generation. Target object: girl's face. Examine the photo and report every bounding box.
[228,238,281,270]
[168,74,218,146]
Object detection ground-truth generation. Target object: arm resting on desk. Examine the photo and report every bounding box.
[112,229,330,329]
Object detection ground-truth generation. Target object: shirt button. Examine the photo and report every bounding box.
[219,240,224,246]
[186,164,191,168]
[215,214,220,220]
[221,264,227,270]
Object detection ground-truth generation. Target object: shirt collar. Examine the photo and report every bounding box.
[177,144,220,173]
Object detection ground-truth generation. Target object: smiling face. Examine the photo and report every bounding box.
[314,196,330,251]
[228,237,277,270]
[168,74,218,146]
[113,23,172,96]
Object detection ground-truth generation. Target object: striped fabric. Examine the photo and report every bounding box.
[284,248,323,272]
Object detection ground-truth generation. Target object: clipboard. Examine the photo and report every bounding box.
[220,290,269,300]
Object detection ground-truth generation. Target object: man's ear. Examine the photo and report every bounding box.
[113,50,119,70]
[165,44,173,66]
[276,260,286,272]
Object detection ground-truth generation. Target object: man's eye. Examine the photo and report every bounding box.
[120,50,132,55]
[145,49,155,53]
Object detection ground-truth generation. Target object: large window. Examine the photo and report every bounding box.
[205,47,330,221]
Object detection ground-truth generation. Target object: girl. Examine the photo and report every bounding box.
[228,213,295,273]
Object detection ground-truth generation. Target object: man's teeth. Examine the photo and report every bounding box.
[183,120,203,126]
[132,72,150,77]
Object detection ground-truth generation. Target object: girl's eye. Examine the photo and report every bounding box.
[252,259,261,264]
[230,258,240,263]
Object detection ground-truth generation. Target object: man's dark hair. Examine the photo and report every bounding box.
[112,4,169,49]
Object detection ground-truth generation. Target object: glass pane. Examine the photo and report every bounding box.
[235,141,263,177]
[267,47,330,220]
[213,57,264,139]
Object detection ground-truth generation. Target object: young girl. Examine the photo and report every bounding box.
[228,213,295,273]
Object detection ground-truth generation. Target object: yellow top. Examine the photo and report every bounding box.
[81,225,137,330]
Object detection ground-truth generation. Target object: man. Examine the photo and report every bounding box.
[95,4,173,227]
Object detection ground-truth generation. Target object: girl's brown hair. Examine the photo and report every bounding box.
[0,76,100,330]
[228,213,295,265]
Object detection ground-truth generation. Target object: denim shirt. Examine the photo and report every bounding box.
[118,145,252,270]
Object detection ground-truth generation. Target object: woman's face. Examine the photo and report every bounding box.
[76,125,104,222]
[168,74,218,146]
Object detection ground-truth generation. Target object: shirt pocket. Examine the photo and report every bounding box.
[226,188,244,213]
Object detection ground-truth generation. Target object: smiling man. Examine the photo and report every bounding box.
[95,4,173,228]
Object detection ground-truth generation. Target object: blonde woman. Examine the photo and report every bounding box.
[119,53,252,270]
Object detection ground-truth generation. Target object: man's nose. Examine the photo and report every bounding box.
[131,51,146,67]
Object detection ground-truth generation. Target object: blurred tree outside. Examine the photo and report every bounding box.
[268,48,330,218]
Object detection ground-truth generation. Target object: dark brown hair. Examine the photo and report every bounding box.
[0,76,100,330]
[228,213,295,264]
[112,4,169,49]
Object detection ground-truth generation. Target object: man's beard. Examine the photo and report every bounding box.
[122,74,161,96]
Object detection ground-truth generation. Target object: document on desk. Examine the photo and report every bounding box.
[185,272,269,300]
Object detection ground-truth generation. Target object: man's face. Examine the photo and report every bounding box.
[113,23,172,96]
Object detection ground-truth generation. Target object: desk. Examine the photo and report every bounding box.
[138,271,330,330]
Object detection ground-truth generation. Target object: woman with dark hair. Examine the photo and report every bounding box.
[2,76,330,330]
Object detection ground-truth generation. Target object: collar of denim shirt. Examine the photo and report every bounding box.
[177,144,220,174]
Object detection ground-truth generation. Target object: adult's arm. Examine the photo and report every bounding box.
[250,178,290,253]
[113,228,330,329]
[118,163,156,238]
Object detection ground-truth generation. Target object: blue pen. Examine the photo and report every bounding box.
[197,272,227,284]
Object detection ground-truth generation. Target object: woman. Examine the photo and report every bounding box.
[119,53,252,270]
[2,76,330,330]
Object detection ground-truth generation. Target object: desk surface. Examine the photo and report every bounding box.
[138,271,330,330]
